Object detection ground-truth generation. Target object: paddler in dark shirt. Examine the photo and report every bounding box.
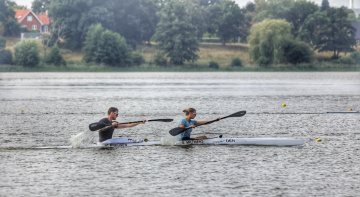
[98,107,145,143]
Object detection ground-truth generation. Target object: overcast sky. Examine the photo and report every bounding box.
[13,0,358,10]
[234,0,354,8]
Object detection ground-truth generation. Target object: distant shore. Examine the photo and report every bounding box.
[0,63,359,72]
[2,37,360,72]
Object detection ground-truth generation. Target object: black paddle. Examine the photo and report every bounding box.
[169,110,246,136]
[89,119,173,131]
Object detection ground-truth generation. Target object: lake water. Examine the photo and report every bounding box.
[0,72,359,196]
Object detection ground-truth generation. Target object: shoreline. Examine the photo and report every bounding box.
[1,64,359,72]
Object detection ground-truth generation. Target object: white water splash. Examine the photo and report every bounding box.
[160,136,178,146]
[70,131,96,148]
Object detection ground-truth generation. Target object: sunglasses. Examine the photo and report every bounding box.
[114,112,119,116]
[192,112,196,116]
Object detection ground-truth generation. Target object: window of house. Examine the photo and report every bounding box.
[32,25,37,30]
[27,16,32,22]
[44,26,48,32]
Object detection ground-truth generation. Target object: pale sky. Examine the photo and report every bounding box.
[12,0,359,10]
[234,0,356,8]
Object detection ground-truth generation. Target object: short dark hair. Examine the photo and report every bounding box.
[108,107,118,115]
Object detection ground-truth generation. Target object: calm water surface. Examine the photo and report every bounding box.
[0,72,359,196]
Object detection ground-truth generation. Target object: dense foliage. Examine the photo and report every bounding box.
[44,45,66,66]
[1,0,359,68]
[0,37,5,49]
[152,0,199,65]
[248,19,313,65]
[315,7,356,59]
[82,24,132,66]
[231,57,243,67]
[320,0,330,12]
[248,19,292,65]
[0,37,12,64]
[31,0,51,14]
[153,52,167,66]
[208,61,219,69]
[0,50,12,64]
[0,0,20,37]
[282,39,313,64]
[14,39,40,67]
[206,0,249,46]
[49,0,160,50]
[336,52,360,65]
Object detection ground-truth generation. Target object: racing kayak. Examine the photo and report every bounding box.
[35,137,303,149]
[35,141,161,149]
[175,138,304,146]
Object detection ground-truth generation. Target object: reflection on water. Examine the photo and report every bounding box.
[0,72,359,196]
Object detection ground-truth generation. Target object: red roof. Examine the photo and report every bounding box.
[37,14,51,25]
[15,9,30,23]
[14,9,52,25]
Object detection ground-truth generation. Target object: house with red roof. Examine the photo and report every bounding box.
[15,9,51,33]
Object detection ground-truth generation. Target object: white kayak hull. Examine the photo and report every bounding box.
[175,138,304,146]
[35,141,161,149]
[35,137,303,149]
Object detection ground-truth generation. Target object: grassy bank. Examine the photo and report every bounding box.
[2,37,359,72]
[1,62,359,72]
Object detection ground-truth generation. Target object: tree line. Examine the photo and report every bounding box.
[1,0,359,67]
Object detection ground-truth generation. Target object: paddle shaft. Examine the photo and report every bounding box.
[90,118,173,131]
[98,121,144,132]
[191,111,246,128]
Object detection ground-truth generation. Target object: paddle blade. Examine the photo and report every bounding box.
[227,110,246,118]
[169,127,188,136]
[89,122,109,131]
[148,119,173,122]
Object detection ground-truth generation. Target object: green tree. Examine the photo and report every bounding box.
[0,37,5,49]
[0,0,20,37]
[0,49,12,65]
[346,8,358,21]
[0,37,12,65]
[252,0,318,38]
[139,0,160,45]
[231,57,243,67]
[49,0,159,50]
[31,0,51,14]
[284,0,318,38]
[320,0,330,12]
[152,0,199,65]
[82,24,132,66]
[44,45,66,66]
[200,0,220,6]
[48,0,87,49]
[184,0,207,40]
[207,0,249,46]
[14,39,40,67]
[248,19,292,66]
[245,2,255,12]
[253,0,293,22]
[82,23,104,64]
[0,22,4,36]
[316,7,356,59]
[282,39,313,64]
[298,11,329,49]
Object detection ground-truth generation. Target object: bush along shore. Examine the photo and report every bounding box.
[1,38,359,72]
